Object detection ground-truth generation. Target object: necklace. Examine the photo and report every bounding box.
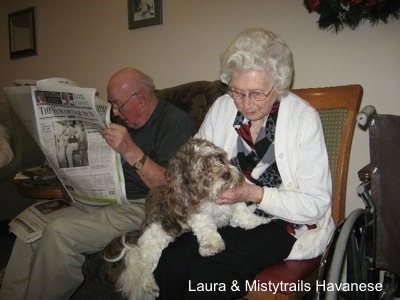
[252,125,262,135]
[251,119,265,135]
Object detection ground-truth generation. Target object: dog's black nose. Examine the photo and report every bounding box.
[222,172,231,181]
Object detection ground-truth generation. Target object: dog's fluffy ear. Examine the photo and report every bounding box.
[164,139,214,217]
[165,187,195,218]
[164,138,235,216]
[165,155,197,218]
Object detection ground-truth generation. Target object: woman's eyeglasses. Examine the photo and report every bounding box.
[228,84,275,102]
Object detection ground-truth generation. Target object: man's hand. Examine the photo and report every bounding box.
[100,123,138,156]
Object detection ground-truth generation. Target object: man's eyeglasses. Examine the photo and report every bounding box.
[109,93,138,113]
[228,84,275,102]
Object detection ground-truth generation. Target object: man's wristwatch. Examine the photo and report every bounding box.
[131,153,147,170]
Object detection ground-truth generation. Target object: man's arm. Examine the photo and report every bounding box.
[100,123,166,188]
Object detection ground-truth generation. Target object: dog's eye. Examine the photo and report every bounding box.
[217,155,225,164]
[222,172,231,181]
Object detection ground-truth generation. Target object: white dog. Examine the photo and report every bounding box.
[117,138,269,300]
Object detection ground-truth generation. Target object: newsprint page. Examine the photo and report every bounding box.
[4,78,128,242]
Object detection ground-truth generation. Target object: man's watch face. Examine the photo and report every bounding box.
[134,161,143,170]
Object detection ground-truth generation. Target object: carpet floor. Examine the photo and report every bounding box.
[0,219,124,299]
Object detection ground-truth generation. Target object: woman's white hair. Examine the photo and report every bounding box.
[219,28,294,93]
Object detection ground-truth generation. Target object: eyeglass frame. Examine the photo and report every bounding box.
[109,93,138,113]
[227,84,275,102]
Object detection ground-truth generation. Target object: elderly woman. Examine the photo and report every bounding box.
[154,28,334,300]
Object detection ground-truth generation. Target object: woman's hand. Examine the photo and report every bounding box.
[216,182,264,205]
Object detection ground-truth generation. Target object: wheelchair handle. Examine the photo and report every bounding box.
[357,105,376,126]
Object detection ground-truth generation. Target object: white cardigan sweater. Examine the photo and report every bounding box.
[195,93,334,259]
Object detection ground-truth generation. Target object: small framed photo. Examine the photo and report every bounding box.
[128,0,163,30]
[8,6,37,59]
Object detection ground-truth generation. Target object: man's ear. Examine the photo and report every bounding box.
[136,93,146,105]
[136,93,148,105]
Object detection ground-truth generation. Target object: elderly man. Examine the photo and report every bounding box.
[0,67,197,300]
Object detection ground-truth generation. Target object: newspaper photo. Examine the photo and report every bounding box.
[8,199,81,243]
[4,78,127,207]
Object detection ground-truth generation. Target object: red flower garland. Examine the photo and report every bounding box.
[304,0,400,32]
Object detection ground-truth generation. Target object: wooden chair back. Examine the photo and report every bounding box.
[293,84,363,224]
[246,84,363,300]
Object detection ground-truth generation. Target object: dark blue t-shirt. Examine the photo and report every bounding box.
[122,99,197,200]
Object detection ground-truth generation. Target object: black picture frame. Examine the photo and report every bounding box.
[128,0,163,30]
[8,6,37,59]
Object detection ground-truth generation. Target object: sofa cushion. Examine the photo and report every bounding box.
[155,80,226,129]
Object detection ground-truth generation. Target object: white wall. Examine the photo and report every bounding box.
[1,0,399,215]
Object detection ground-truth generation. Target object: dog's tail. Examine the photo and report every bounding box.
[117,223,175,300]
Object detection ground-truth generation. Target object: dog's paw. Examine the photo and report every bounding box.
[143,275,160,297]
[259,217,271,225]
[248,215,270,228]
[230,204,272,229]
[199,238,225,257]
[257,216,271,224]
[232,214,270,229]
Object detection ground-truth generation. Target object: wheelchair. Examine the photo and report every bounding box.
[316,106,400,300]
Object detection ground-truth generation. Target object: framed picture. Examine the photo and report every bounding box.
[128,0,163,29]
[8,6,37,59]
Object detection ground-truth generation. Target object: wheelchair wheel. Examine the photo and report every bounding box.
[317,208,379,300]
[315,218,345,299]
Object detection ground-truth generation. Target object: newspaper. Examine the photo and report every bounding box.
[9,199,81,243]
[4,78,128,207]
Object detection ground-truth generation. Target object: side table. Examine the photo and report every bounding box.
[13,166,64,199]
[13,177,63,199]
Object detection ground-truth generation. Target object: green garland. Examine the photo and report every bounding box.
[304,0,400,33]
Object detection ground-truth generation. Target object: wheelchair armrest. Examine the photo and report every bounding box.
[358,163,370,182]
